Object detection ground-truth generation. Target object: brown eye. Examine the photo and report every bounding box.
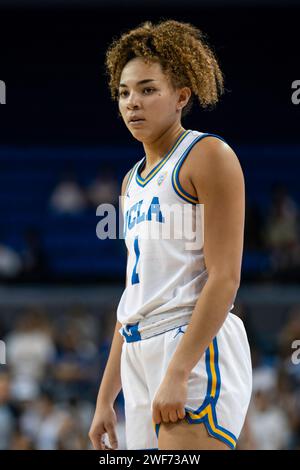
[118,90,128,98]
[143,88,155,94]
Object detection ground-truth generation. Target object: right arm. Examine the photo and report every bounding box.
[88,319,124,450]
[89,169,131,450]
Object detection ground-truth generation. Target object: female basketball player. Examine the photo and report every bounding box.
[89,19,252,450]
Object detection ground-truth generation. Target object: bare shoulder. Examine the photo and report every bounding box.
[188,136,242,177]
[187,136,244,201]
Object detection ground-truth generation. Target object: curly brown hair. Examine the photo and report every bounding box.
[105,19,224,116]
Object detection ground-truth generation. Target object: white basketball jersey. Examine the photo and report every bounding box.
[117,129,233,338]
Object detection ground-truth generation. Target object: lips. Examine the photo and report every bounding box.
[128,117,145,123]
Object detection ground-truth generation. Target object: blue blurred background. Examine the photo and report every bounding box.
[0,0,299,450]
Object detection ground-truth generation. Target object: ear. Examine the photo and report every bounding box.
[177,87,192,111]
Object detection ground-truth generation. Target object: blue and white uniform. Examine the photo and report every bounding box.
[117,129,252,450]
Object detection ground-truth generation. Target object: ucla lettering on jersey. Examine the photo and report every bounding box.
[117,129,234,340]
[123,196,165,238]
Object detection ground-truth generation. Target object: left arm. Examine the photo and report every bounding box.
[152,137,245,425]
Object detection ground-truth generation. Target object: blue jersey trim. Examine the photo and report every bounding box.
[172,133,227,204]
[135,130,191,187]
[154,336,237,449]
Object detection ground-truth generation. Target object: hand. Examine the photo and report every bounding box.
[152,373,188,425]
[88,403,118,450]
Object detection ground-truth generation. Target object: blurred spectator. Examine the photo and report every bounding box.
[49,171,87,215]
[0,372,15,449]
[10,375,40,404]
[1,297,299,450]
[56,397,92,450]
[56,413,85,450]
[247,366,291,449]
[0,242,22,280]
[276,366,300,449]
[86,166,119,208]
[20,390,68,450]
[0,303,109,450]
[263,183,300,279]
[10,428,35,450]
[58,304,101,346]
[50,321,100,401]
[5,309,55,389]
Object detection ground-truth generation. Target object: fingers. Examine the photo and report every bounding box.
[106,424,118,450]
[104,443,113,450]
[165,407,185,423]
[152,405,162,425]
[177,407,186,420]
[89,432,105,450]
[153,404,186,424]
[161,408,170,423]
[89,431,117,451]
[168,409,178,423]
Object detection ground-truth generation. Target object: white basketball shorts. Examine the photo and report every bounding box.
[120,312,252,450]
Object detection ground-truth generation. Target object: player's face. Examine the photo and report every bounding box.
[118,57,181,142]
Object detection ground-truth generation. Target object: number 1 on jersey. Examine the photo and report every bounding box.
[131,236,140,285]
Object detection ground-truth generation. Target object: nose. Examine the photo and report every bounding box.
[126,91,141,109]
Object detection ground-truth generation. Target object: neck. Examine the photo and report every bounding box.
[142,123,186,169]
